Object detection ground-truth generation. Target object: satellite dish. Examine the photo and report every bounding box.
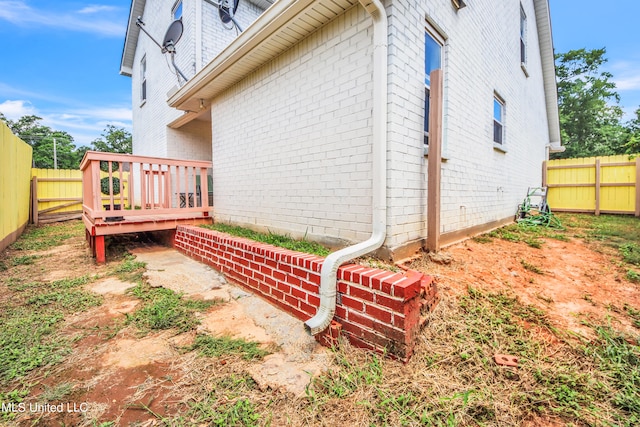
[135,17,188,85]
[162,19,184,52]
[219,0,239,24]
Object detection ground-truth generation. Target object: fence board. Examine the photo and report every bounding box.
[545,154,639,216]
[31,168,130,223]
[0,122,32,251]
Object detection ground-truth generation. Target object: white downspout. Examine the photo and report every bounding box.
[305,0,388,335]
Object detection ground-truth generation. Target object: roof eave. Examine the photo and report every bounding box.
[120,0,146,77]
[167,0,358,112]
[533,0,562,147]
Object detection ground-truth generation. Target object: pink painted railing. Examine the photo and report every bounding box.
[80,151,212,222]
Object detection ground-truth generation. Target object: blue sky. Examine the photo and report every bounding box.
[0,1,639,148]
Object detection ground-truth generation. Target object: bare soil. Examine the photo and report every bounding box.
[408,236,640,340]
[2,217,639,426]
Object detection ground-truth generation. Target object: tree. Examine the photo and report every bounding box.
[0,114,86,168]
[620,108,640,154]
[554,48,627,159]
[91,125,132,154]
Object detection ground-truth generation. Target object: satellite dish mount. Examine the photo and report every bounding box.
[204,0,242,32]
[136,17,188,85]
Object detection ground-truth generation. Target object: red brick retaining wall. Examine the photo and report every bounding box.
[174,225,438,360]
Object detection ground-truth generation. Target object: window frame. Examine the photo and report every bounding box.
[424,27,444,149]
[140,55,147,105]
[172,0,183,20]
[520,4,529,77]
[493,95,505,150]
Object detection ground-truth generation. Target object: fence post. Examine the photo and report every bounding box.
[594,159,601,216]
[426,69,443,252]
[636,157,640,217]
[31,176,38,226]
[542,160,547,187]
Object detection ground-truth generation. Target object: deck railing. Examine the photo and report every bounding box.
[80,151,212,222]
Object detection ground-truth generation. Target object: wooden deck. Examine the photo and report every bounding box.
[80,151,213,263]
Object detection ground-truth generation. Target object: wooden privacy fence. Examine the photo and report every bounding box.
[543,154,640,216]
[0,122,32,251]
[31,168,130,225]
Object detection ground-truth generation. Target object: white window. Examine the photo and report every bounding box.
[140,55,147,104]
[172,0,183,20]
[493,96,504,145]
[424,29,443,147]
[520,5,527,65]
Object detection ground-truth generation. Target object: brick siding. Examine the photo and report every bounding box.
[174,225,438,361]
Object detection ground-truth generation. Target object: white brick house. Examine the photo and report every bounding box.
[121,0,562,259]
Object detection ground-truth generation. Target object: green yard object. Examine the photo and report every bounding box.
[516,187,562,228]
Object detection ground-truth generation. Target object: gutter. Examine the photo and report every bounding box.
[305,0,388,335]
[533,0,563,153]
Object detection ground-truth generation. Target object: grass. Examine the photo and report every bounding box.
[299,287,638,426]
[201,223,330,256]
[10,221,83,251]
[126,283,221,334]
[190,334,270,361]
[0,275,102,384]
[521,259,545,275]
[111,253,147,283]
[11,254,40,266]
[173,375,261,427]
[485,214,640,278]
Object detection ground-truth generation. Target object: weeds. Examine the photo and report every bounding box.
[111,254,146,283]
[11,255,40,266]
[582,325,640,424]
[620,243,640,266]
[190,334,269,361]
[521,259,545,275]
[624,304,640,329]
[0,274,101,384]
[627,269,640,284]
[184,397,260,427]
[201,223,330,256]
[126,284,219,333]
[10,222,82,251]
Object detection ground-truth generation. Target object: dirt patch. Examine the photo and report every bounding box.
[5,218,640,425]
[409,236,640,339]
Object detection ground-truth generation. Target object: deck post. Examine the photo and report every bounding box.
[426,69,443,252]
[95,235,105,264]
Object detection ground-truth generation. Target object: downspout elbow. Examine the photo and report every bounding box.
[304,0,388,336]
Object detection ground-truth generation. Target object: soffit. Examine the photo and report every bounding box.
[121,0,147,76]
[168,0,358,112]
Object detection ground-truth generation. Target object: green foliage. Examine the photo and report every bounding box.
[91,124,132,154]
[190,334,269,361]
[126,284,219,333]
[312,351,383,399]
[202,223,330,256]
[111,254,147,283]
[521,260,545,275]
[620,243,640,266]
[10,221,82,251]
[0,114,88,169]
[100,176,121,195]
[0,274,101,383]
[10,255,39,266]
[185,398,260,427]
[627,270,640,285]
[583,326,640,422]
[553,48,637,159]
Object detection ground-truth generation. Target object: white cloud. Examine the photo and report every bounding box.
[0,1,124,37]
[0,97,131,146]
[78,5,118,14]
[611,60,640,91]
[0,99,37,120]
